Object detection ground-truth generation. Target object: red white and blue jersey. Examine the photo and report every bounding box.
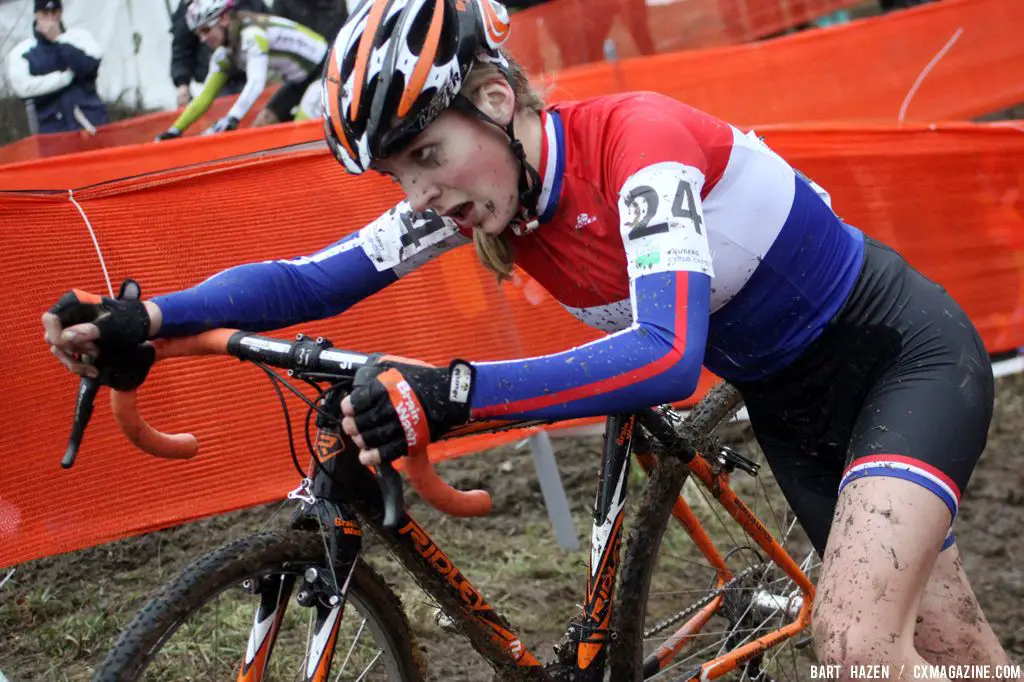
[154,92,864,423]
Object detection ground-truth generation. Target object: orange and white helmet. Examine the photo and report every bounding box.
[322,0,512,174]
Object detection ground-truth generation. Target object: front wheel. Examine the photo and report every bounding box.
[94,530,424,681]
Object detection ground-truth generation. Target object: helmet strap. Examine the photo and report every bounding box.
[451,93,542,235]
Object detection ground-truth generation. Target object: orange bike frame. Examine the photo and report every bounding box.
[634,430,815,680]
[251,408,812,681]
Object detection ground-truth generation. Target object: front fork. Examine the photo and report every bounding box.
[569,413,635,681]
[237,505,363,682]
[239,387,366,682]
[243,406,639,681]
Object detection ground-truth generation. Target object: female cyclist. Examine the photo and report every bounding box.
[156,0,327,140]
[44,0,1018,678]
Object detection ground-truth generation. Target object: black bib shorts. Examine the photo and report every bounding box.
[734,237,994,556]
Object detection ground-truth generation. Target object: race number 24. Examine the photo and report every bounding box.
[625,179,703,241]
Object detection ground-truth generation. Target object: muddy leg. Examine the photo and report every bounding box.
[914,543,1021,679]
[811,476,951,682]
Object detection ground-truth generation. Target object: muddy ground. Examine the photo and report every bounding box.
[2,375,1022,681]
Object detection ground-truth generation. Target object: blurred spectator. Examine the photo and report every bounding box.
[601,0,655,57]
[5,0,108,134]
[171,0,267,108]
[813,9,850,27]
[267,0,349,120]
[566,0,655,63]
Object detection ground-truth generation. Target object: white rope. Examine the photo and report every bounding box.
[898,28,964,122]
[68,189,114,298]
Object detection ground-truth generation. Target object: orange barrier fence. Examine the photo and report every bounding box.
[0,123,318,191]
[507,0,862,73]
[2,0,1021,187]
[547,0,1024,125]
[2,121,1024,566]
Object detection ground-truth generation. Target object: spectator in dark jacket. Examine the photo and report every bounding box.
[263,0,349,122]
[170,0,267,107]
[5,0,108,134]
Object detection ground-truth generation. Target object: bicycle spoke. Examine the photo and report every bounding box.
[319,524,344,596]
[213,592,220,678]
[258,498,293,533]
[645,551,726,575]
[689,481,760,573]
[336,616,368,677]
[637,442,818,682]
[647,628,751,679]
[754,472,787,541]
[756,629,804,682]
[646,618,805,681]
[353,650,384,682]
[111,556,412,680]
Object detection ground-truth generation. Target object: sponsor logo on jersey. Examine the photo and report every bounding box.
[635,250,661,269]
[574,213,598,230]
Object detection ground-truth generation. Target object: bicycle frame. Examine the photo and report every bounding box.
[265,402,815,681]
[53,316,817,680]
[631,413,816,680]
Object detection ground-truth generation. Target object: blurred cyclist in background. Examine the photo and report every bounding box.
[168,0,267,109]
[156,0,327,140]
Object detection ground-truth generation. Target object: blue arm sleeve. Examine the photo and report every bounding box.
[469,270,711,421]
[151,204,469,337]
[152,233,395,337]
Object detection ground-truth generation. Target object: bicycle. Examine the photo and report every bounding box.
[60,289,819,681]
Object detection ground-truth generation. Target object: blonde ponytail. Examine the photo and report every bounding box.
[473,230,514,280]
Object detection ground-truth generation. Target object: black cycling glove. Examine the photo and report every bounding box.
[49,288,151,349]
[205,115,239,135]
[349,356,475,462]
[48,279,155,391]
[155,127,181,142]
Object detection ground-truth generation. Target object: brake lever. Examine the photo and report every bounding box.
[60,278,143,469]
[375,460,405,529]
[61,373,100,469]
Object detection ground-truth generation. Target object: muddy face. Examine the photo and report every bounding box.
[374,108,520,236]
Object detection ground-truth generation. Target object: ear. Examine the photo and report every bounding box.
[470,77,516,126]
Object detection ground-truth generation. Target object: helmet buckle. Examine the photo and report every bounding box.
[510,217,539,236]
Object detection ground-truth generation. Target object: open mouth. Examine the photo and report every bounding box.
[446,202,474,226]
